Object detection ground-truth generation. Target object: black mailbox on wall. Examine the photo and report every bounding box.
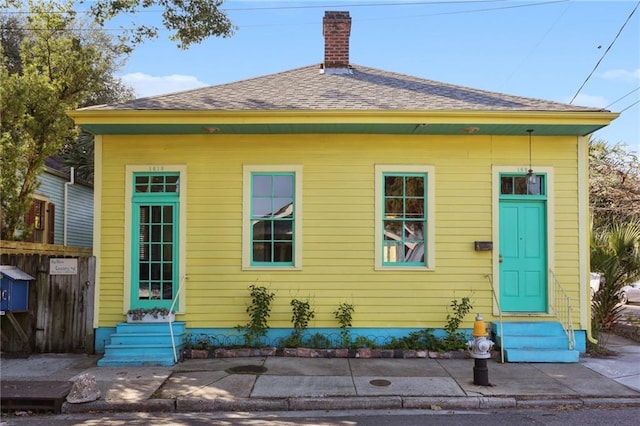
[474,241,493,251]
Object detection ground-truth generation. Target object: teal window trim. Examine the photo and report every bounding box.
[130,172,180,309]
[499,173,547,200]
[250,172,295,267]
[381,172,428,267]
[134,172,180,195]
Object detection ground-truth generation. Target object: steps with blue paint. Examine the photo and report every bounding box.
[98,322,186,367]
[494,321,579,363]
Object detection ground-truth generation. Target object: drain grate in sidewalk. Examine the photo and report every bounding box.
[227,365,268,374]
[1,381,72,414]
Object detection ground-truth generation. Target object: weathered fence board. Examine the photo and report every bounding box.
[1,245,95,354]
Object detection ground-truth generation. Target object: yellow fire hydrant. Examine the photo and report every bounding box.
[467,313,494,386]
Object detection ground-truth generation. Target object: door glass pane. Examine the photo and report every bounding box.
[138,283,149,299]
[135,203,175,302]
[501,175,545,196]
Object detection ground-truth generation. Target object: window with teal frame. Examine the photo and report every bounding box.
[250,172,295,266]
[131,172,179,309]
[500,174,546,197]
[382,173,427,266]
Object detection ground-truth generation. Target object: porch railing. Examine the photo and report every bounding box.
[549,270,576,350]
[485,274,505,363]
[169,275,188,363]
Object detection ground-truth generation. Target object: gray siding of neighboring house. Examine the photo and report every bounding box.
[36,169,93,248]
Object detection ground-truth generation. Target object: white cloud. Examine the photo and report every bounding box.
[600,68,640,82]
[120,72,209,98]
[568,94,609,108]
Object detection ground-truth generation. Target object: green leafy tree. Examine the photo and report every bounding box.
[84,0,235,51]
[2,0,235,51]
[589,139,640,229]
[60,129,95,184]
[0,0,131,239]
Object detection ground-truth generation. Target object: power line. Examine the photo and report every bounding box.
[605,87,640,109]
[618,100,639,114]
[0,0,510,15]
[570,1,640,104]
[500,1,571,90]
[226,0,510,12]
[0,0,570,32]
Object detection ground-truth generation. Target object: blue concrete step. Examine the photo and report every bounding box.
[504,348,580,363]
[109,331,186,346]
[97,356,178,367]
[495,334,570,350]
[495,321,566,337]
[493,321,578,363]
[98,322,186,367]
[115,322,186,334]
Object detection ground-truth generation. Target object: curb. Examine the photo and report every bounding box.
[60,395,640,414]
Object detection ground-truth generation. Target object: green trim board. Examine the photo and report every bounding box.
[77,122,608,136]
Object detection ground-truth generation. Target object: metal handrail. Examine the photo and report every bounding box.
[485,274,504,363]
[549,270,575,350]
[169,275,187,363]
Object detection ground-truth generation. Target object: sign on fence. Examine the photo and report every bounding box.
[50,258,78,275]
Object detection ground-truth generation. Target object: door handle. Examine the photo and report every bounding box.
[499,254,503,263]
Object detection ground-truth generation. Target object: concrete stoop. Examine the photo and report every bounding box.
[495,321,579,363]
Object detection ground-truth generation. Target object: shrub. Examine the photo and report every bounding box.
[236,284,275,347]
[333,302,355,348]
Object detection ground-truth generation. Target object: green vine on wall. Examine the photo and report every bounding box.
[334,302,355,348]
[236,284,275,347]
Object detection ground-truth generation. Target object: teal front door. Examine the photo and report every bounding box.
[499,199,547,312]
[130,173,180,311]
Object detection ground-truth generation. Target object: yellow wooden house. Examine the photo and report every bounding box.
[70,11,617,365]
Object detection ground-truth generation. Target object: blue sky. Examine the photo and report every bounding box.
[105,0,639,151]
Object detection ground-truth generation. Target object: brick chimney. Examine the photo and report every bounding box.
[323,11,351,72]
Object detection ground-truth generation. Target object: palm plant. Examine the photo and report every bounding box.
[590,220,640,338]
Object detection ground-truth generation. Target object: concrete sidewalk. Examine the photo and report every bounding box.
[1,333,639,413]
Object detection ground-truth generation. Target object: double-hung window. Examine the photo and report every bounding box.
[375,165,435,270]
[243,165,302,269]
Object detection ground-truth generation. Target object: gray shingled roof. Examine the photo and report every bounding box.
[84,64,604,113]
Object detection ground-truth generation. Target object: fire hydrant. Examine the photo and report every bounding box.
[467,313,494,386]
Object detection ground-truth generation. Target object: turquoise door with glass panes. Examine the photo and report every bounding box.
[130,173,180,310]
[499,174,547,312]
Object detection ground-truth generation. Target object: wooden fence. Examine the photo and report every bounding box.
[1,242,95,353]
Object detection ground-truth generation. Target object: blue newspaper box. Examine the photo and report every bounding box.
[0,265,34,312]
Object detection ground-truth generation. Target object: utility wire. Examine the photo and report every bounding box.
[0,0,568,32]
[605,87,640,109]
[570,1,640,104]
[618,100,639,114]
[0,0,509,15]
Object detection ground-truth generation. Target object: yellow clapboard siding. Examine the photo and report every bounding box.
[96,133,585,328]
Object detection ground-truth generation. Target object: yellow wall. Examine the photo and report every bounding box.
[98,133,583,329]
